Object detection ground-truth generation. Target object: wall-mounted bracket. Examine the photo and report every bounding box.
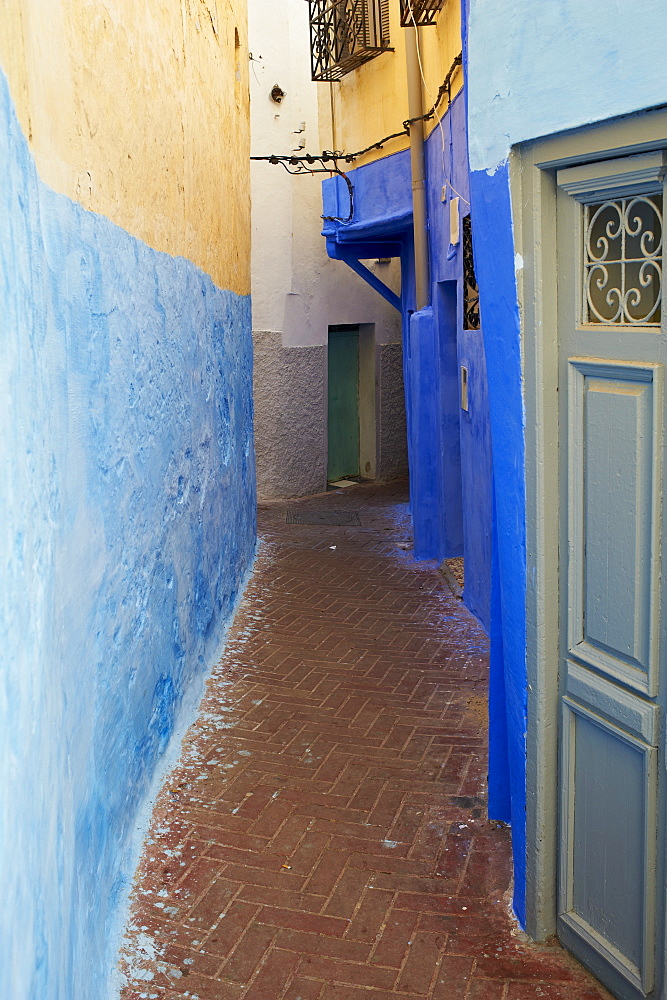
[326,240,401,311]
[341,258,401,312]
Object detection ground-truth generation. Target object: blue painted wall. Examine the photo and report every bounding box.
[0,71,255,1000]
[468,163,527,922]
[323,96,492,620]
[456,328,492,631]
[460,0,528,921]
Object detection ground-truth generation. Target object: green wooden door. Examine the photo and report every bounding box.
[328,327,360,481]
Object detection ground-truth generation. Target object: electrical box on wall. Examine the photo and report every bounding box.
[460,365,469,411]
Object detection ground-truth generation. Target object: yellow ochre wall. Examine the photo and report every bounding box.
[323,0,462,167]
[0,0,249,295]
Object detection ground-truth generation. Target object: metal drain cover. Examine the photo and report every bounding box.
[286,509,361,526]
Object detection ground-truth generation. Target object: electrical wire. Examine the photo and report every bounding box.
[250,153,355,222]
[251,54,462,166]
[405,4,469,206]
[250,54,463,224]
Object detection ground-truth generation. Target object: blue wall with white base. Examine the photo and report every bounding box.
[0,71,255,1000]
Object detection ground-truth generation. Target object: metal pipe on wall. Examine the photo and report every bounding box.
[404,24,430,311]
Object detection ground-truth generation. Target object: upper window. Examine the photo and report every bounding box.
[399,0,445,27]
[584,196,662,326]
[557,150,666,328]
[308,0,390,82]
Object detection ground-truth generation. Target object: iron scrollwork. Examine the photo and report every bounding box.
[463,214,480,331]
[584,196,663,325]
[307,0,391,82]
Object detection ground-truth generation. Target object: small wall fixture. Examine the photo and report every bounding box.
[449,196,460,246]
[270,84,286,104]
[460,365,469,411]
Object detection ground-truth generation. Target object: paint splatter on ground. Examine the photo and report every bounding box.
[117,481,611,1000]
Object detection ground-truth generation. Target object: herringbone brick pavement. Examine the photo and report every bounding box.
[118,481,611,1000]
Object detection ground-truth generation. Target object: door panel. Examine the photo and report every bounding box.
[567,359,663,695]
[556,155,666,1000]
[584,380,650,666]
[560,692,658,994]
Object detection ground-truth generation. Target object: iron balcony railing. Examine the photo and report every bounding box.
[399,0,445,26]
[307,0,391,82]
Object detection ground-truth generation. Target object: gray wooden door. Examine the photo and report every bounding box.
[556,152,666,999]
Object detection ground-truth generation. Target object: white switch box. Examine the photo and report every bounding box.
[449,196,460,245]
[460,365,469,411]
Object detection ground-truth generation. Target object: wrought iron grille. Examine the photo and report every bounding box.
[463,215,480,330]
[308,0,391,82]
[583,195,662,325]
[400,0,445,26]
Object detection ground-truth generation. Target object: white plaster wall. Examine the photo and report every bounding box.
[249,0,401,349]
[249,0,405,498]
[468,0,667,172]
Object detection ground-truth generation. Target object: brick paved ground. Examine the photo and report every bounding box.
[118,481,611,1000]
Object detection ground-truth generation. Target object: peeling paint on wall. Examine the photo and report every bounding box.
[0,71,256,1000]
[468,0,667,172]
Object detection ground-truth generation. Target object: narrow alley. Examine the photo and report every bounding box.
[119,482,609,1000]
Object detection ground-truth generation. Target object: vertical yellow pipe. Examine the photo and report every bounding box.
[405,24,430,310]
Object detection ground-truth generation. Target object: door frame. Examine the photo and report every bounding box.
[514,106,667,942]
